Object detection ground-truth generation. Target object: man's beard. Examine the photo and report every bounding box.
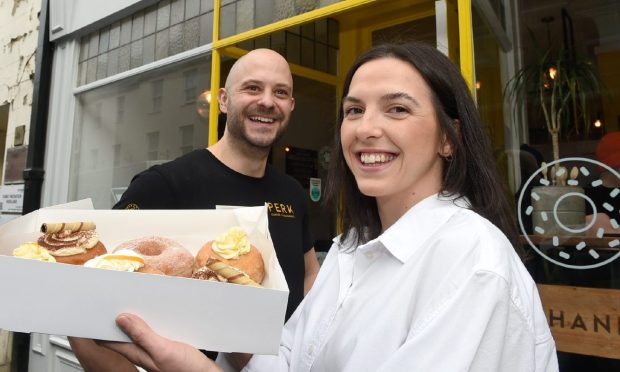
[226,106,288,149]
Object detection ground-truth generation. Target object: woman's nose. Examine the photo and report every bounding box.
[356,110,382,139]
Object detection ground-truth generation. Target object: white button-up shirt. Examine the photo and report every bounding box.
[240,194,558,371]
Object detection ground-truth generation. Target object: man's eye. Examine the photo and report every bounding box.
[275,89,289,97]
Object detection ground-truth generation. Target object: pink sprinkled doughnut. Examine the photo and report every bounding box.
[114,236,193,277]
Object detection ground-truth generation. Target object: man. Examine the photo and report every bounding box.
[70,48,320,370]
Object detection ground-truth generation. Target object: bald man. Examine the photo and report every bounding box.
[69,49,320,371]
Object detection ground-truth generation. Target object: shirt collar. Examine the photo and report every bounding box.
[333,194,469,263]
[380,193,468,263]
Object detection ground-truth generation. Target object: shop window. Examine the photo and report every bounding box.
[77,0,214,86]
[219,0,338,36]
[70,57,211,208]
[233,18,339,75]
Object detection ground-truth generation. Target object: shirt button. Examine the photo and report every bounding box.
[365,251,375,259]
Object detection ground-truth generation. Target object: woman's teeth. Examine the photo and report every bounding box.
[360,153,394,165]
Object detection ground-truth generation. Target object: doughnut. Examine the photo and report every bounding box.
[38,227,107,265]
[195,227,264,284]
[114,236,193,277]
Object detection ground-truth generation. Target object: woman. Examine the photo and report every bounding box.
[102,43,558,371]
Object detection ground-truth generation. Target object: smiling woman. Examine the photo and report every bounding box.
[94,43,560,372]
[340,57,449,229]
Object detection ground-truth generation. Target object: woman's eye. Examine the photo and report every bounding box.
[344,107,363,116]
[388,106,409,114]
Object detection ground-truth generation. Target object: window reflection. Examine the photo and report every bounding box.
[70,57,212,208]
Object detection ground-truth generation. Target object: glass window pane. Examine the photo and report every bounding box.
[236,0,254,34]
[169,23,184,55]
[199,12,213,45]
[70,56,212,208]
[118,44,131,73]
[155,29,170,60]
[86,58,97,84]
[301,38,314,69]
[107,48,119,77]
[220,3,236,38]
[99,26,110,53]
[132,11,145,41]
[157,0,171,31]
[79,36,89,62]
[286,31,301,65]
[185,0,200,19]
[88,32,99,58]
[183,17,200,51]
[130,40,144,69]
[256,0,274,28]
[144,5,157,36]
[200,0,213,13]
[96,53,108,80]
[120,17,133,46]
[109,21,121,49]
[170,0,185,25]
[143,34,156,65]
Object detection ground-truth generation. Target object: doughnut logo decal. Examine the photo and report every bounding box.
[517,157,620,269]
[125,203,140,210]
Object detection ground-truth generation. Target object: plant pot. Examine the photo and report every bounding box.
[531,185,586,236]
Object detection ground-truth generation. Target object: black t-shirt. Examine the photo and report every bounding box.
[114,149,314,320]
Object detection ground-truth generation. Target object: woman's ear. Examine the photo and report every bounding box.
[439,119,459,159]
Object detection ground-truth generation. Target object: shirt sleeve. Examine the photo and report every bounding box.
[113,169,177,210]
[374,271,558,372]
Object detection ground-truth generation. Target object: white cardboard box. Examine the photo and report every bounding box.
[0,201,288,354]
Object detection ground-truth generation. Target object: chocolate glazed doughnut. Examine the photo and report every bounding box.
[38,222,107,265]
[114,236,194,277]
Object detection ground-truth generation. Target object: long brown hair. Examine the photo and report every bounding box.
[324,42,518,249]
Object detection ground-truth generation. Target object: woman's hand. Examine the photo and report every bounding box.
[98,313,221,372]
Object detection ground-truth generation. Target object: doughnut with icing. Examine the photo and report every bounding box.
[38,227,107,265]
[114,236,193,277]
[195,227,264,284]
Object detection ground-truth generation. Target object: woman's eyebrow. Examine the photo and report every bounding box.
[342,96,362,105]
[381,92,420,107]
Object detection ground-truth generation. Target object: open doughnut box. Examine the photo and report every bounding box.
[0,200,289,354]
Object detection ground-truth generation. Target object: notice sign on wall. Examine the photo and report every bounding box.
[0,184,24,213]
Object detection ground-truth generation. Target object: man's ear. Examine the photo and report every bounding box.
[218,88,228,113]
[290,97,295,112]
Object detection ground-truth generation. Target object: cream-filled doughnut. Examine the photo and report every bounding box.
[195,227,265,284]
[37,222,107,265]
[114,236,193,277]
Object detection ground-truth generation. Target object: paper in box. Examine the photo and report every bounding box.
[0,201,288,354]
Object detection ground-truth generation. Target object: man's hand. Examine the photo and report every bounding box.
[98,313,221,372]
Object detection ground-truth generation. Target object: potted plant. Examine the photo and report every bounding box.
[505,46,603,163]
[506,44,603,236]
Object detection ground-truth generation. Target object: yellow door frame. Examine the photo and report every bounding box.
[206,0,476,145]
